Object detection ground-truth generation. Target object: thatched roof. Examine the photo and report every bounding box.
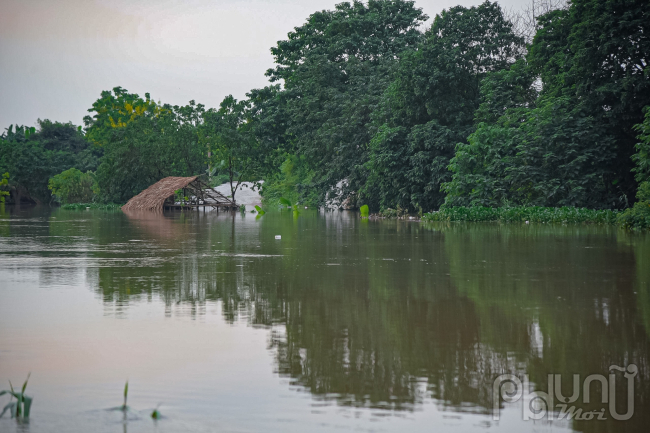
[121,176,198,212]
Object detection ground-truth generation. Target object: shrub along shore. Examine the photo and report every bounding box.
[60,203,122,210]
[422,206,618,224]
[56,201,649,230]
[421,205,650,230]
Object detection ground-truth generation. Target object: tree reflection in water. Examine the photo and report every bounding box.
[83,210,649,432]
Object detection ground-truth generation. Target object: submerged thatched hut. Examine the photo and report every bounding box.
[121,176,236,212]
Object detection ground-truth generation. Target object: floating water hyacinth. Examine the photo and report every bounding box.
[0,373,32,419]
[421,206,619,224]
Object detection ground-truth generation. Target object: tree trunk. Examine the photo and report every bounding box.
[14,188,22,206]
[229,157,237,203]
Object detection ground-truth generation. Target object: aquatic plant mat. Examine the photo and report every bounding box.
[422,206,619,224]
[61,203,122,210]
[121,176,236,212]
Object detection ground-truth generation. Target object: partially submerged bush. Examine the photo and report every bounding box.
[378,206,409,219]
[49,168,98,204]
[60,202,121,210]
[617,182,650,230]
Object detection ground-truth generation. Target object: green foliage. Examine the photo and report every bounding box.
[262,0,428,203]
[48,168,98,204]
[378,206,409,219]
[96,97,206,203]
[259,155,319,207]
[0,120,101,204]
[616,183,650,230]
[60,202,121,210]
[2,0,648,226]
[618,108,650,229]
[360,204,369,218]
[409,0,648,214]
[254,205,265,215]
[633,106,650,184]
[0,172,9,203]
[444,96,620,209]
[0,374,32,419]
[365,1,525,211]
[277,196,301,218]
[246,85,291,178]
[200,95,260,203]
[83,86,167,147]
[423,206,619,224]
[526,0,650,203]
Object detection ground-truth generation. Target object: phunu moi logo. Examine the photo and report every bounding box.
[492,364,638,421]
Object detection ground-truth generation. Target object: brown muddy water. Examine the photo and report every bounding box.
[0,206,648,433]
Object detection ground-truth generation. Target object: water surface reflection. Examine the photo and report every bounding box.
[0,206,648,432]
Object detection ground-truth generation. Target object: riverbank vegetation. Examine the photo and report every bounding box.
[1,0,649,228]
[422,206,619,224]
[60,203,122,210]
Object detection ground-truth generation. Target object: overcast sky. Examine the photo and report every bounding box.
[0,0,527,129]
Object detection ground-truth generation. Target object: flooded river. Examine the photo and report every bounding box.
[0,206,648,432]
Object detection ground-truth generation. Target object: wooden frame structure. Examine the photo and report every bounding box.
[122,176,237,212]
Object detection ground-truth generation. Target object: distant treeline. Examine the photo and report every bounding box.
[1,0,649,225]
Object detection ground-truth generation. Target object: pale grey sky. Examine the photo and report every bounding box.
[0,0,528,129]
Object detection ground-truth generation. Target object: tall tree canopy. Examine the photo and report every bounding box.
[528,0,650,204]
[201,95,260,202]
[96,96,206,203]
[83,86,166,147]
[364,1,524,211]
[262,0,428,204]
[444,0,650,210]
[0,120,100,204]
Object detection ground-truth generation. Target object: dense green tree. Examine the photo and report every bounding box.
[48,168,98,204]
[618,106,650,229]
[200,95,260,202]
[246,85,291,176]
[83,86,166,147]
[265,0,428,204]
[245,85,316,205]
[0,121,100,204]
[632,106,650,185]
[526,0,650,205]
[364,1,524,211]
[444,0,649,210]
[96,100,206,203]
[444,96,619,208]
